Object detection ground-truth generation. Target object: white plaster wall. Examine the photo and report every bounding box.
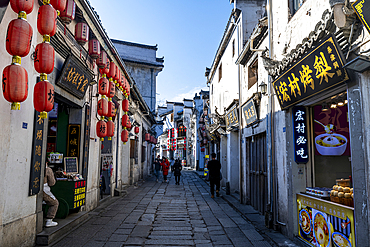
[227,131,240,193]
[0,5,40,246]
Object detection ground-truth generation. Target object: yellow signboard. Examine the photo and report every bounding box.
[297,194,355,247]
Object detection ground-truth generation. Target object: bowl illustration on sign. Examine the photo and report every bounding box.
[315,133,347,156]
[332,232,351,247]
[299,209,311,234]
[313,212,330,247]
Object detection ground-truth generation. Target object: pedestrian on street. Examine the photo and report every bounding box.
[153,158,161,182]
[43,162,59,227]
[161,157,170,183]
[173,159,182,185]
[207,153,221,198]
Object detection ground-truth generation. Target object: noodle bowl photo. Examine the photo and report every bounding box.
[313,212,330,247]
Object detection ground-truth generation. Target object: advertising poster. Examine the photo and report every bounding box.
[313,105,350,156]
[297,194,355,247]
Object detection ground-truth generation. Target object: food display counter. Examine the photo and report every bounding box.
[297,193,355,247]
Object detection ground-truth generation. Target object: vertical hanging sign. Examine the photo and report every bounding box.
[82,105,90,178]
[67,124,81,158]
[293,106,309,163]
[29,111,45,196]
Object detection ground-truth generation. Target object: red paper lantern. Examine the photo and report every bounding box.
[121,114,129,128]
[145,133,151,142]
[127,119,132,131]
[33,80,54,118]
[99,58,110,76]
[10,0,34,14]
[98,77,109,96]
[106,121,114,140]
[37,4,57,37]
[75,22,89,45]
[121,129,128,143]
[108,61,116,79]
[150,135,154,144]
[114,65,119,81]
[97,98,108,117]
[34,42,55,74]
[59,0,75,24]
[107,100,115,118]
[2,64,28,110]
[6,18,33,57]
[134,126,139,134]
[96,120,107,141]
[108,80,115,98]
[97,50,107,69]
[122,98,129,112]
[49,0,67,13]
[88,39,100,59]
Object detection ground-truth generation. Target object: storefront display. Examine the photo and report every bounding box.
[297,193,355,247]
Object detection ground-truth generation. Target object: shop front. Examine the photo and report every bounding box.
[272,33,360,246]
[44,54,93,218]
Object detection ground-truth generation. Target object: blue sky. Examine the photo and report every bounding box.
[88,0,233,106]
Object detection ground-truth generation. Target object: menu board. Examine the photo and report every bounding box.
[297,194,355,247]
[64,157,78,174]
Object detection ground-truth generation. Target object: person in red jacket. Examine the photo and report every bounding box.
[161,157,170,183]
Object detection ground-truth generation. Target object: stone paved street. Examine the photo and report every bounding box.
[51,171,297,247]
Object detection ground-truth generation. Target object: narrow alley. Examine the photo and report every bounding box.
[48,171,299,247]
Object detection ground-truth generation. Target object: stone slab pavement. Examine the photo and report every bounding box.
[50,170,303,247]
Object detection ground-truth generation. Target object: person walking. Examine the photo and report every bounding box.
[207,153,221,198]
[173,159,182,185]
[161,157,170,183]
[153,158,161,182]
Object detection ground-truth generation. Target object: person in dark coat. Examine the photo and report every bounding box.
[173,159,182,185]
[207,153,221,198]
[153,158,161,182]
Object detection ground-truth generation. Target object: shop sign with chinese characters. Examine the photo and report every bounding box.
[74,180,86,208]
[67,124,80,158]
[56,55,93,99]
[297,194,356,247]
[293,106,309,163]
[273,34,349,110]
[225,105,239,131]
[352,0,370,35]
[29,111,45,196]
[242,98,258,126]
[82,105,90,178]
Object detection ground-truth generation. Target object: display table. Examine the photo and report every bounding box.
[297,193,355,247]
[49,179,86,219]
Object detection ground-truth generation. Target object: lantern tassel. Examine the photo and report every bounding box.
[40,111,48,119]
[11,102,21,110]
[100,138,104,141]
[108,137,112,141]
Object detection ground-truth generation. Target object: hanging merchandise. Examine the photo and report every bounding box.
[59,0,75,25]
[3,0,34,110]
[33,79,55,119]
[49,0,67,14]
[96,120,107,141]
[121,129,128,143]
[88,38,100,59]
[2,64,28,110]
[97,50,107,69]
[75,22,89,45]
[122,98,129,112]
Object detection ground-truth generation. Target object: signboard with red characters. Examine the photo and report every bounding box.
[74,180,86,209]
